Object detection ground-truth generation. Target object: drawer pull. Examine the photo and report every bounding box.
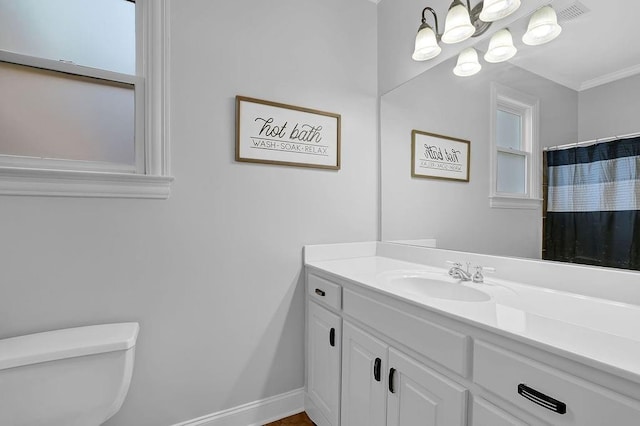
[374,358,381,382]
[329,328,335,347]
[388,368,396,393]
[315,288,326,297]
[518,383,567,414]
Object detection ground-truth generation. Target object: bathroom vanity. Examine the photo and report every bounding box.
[304,242,640,426]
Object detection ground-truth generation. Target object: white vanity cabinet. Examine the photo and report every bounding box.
[387,347,467,426]
[307,301,341,426]
[473,340,640,425]
[341,321,387,426]
[471,398,528,426]
[307,271,468,426]
[341,320,467,426]
[305,266,640,426]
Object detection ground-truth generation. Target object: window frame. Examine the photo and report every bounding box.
[0,0,172,198]
[489,83,541,209]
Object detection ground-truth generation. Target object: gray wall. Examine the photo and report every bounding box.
[578,73,640,141]
[0,1,378,425]
[381,58,577,258]
[377,0,448,94]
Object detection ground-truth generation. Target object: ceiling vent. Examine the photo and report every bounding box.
[556,1,590,23]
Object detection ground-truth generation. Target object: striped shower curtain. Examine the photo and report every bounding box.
[544,136,640,270]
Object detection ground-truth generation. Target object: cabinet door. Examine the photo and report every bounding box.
[387,348,467,426]
[341,322,387,426]
[308,301,342,426]
[472,397,531,426]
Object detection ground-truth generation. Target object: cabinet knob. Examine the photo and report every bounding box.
[388,368,396,393]
[374,358,381,382]
[329,328,335,347]
[315,288,326,297]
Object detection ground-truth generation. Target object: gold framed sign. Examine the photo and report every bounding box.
[236,96,341,170]
[411,130,470,182]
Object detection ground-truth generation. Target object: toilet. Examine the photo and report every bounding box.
[0,322,139,426]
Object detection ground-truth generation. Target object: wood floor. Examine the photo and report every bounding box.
[264,411,315,425]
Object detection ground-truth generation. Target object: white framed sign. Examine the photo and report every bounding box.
[411,130,470,182]
[236,96,341,170]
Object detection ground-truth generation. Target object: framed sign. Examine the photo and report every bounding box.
[411,130,470,182]
[236,96,341,170]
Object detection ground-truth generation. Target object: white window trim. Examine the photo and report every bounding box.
[0,0,173,199]
[489,83,541,210]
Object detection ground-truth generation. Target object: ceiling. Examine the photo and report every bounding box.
[481,0,640,91]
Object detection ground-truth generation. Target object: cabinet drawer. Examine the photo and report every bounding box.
[472,397,529,426]
[308,273,342,310]
[343,288,469,376]
[473,340,640,425]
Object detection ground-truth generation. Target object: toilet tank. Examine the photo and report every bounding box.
[0,323,139,426]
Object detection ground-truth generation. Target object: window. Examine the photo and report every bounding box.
[0,0,172,198]
[489,83,540,209]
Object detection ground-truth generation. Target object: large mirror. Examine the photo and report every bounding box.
[381,0,640,267]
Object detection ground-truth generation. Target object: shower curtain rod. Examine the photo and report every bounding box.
[543,131,640,151]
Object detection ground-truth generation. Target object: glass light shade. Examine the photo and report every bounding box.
[484,29,517,63]
[479,0,521,22]
[412,24,442,61]
[522,6,562,46]
[454,47,482,77]
[442,3,475,44]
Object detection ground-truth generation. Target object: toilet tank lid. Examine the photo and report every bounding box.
[0,322,139,371]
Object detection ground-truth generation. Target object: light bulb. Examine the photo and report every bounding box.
[523,6,562,46]
[454,47,482,77]
[442,2,475,44]
[479,0,521,22]
[484,29,517,63]
[412,24,442,61]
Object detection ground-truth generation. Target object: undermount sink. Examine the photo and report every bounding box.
[382,272,491,302]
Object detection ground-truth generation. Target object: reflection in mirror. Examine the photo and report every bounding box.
[380,0,640,270]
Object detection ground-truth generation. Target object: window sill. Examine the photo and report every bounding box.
[0,167,174,199]
[490,195,542,210]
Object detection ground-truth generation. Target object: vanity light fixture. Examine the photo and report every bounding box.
[412,0,521,61]
[412,2,562,77]
[412,7,443,61]
[453,47,482,77]
[484,28,517,63]
[522,5,562,46]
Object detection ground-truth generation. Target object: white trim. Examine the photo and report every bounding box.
[143,0,172,177]
[170,388,305,426]
[305,393,332,426]
[580,64,640,91]
[0,0,173,199]
[0,155,136,174]
[489,196,542,209]
[0,168,173,199]
[0,50,140,85]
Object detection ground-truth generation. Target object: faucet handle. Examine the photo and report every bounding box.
[472,266,495,283]
[446,261,462,268]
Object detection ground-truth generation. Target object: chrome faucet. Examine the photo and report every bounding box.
[448,262,472,281]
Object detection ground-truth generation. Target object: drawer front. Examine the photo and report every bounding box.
[308,273,342,310]
[472,397,530,426]
[343,288,469,376]
[474,340,640,426]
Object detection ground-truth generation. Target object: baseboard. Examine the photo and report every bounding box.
[171,388,305,426]
[304,393,331,426]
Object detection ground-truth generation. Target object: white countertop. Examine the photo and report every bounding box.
[306,254,640,384]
